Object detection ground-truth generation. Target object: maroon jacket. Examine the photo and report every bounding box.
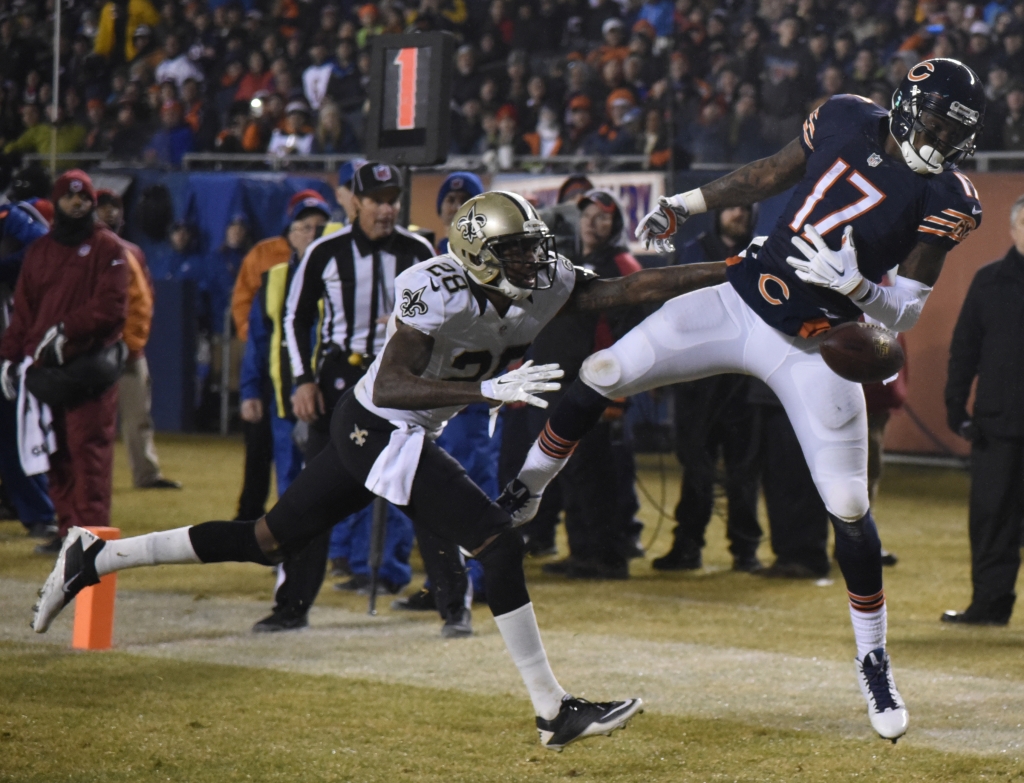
[0,225,128,362]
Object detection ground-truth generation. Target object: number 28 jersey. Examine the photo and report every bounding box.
[726,94,982,337]
[355,253,578,432]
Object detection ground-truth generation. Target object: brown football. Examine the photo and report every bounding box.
[819,322,905,384]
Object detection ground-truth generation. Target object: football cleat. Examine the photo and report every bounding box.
[32,527,104,633]
[440,607,473,639]
[856,647,909,743]
[497,479,541,527]
[536,695,643,751]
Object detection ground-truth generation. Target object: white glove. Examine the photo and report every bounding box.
[786,224,864,297]
[34,323,67,366]
[635,190,707,254]
[0,360,17,401]
[480,360,563,409]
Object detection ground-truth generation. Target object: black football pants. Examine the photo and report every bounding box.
[265,395,525,616]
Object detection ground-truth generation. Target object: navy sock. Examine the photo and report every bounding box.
[830,511,883,601]
[547,379,611,442]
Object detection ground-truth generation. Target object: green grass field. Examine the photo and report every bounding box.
[1,435,1022,782]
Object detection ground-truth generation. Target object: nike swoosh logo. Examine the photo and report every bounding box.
[429,280,440,291]
[971,206,981,215]
[63,576,78,593]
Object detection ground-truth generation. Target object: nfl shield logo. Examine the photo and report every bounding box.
[867,153,882,167]
[373,165,391,182]
[450,177,464,190]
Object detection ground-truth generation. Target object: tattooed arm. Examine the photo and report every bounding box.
[372,321,494,410]
[700,138,808,210]
[565,261,727,313]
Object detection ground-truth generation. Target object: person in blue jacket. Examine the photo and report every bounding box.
[0,198,57,537]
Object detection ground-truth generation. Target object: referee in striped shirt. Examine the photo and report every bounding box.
[285,162,435,453]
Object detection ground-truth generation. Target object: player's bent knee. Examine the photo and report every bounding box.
[820,482,869,523]
[476,528,530,616]
[580,349,622,392]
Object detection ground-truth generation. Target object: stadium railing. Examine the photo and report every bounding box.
[23,151,1024,174]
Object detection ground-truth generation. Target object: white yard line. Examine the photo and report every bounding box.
[3,578,1021,758]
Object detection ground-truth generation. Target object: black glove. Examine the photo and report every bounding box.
[34,323,67,367]
[958,419,984,445]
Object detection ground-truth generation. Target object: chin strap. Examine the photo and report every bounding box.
[899,129,945,175]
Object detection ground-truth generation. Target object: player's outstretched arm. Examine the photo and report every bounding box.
[702,138,808,210]
[636,139,808,252]
[566,261,727,313]
[372,321,561,410]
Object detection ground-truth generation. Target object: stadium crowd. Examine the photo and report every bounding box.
[0,0,1023,168]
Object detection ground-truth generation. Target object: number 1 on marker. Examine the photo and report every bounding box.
[394,48,417,130]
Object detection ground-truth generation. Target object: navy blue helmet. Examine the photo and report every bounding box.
[889,58,985,174]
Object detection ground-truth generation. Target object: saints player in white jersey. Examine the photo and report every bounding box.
[32,191,724,751]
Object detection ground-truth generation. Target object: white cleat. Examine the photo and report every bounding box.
[32,527,104,633]
[856,647,909,743]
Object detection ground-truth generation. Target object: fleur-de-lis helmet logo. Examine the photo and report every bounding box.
[456,204,487,244]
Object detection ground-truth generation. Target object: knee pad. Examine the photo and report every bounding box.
[581,349,622,391]
[820,480,870,522]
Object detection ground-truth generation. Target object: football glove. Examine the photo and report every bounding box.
[786,224,864,297]
[0,360,18,401]
[480,360,563,409]
[34,323,67,367]
[635,193,698,254]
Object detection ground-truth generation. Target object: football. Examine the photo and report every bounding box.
[820,322,905,384]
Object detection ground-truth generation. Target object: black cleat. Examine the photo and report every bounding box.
[732,554,764,573]
[652,542,702,571]
[940,608,1010,626]
[441,607,472,638]
[536,695,643,751]
[252,610,309,633]
[139,478,183,489]
[32,527,103,632]
[497,479,541,526]
[391,586,436,612]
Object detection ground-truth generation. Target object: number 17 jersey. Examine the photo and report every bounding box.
[726,94,982,337]
[355,253,578,433]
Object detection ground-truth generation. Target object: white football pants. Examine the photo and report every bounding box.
[580,283,869,522]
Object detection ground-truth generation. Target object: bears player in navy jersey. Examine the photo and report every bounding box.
[502,58,986,744]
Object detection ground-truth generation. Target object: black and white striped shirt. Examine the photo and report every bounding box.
[284,221,435,385]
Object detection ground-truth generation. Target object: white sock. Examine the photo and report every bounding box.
[493,602,566,719]
[850,603,887,660]
[518,439,571,496]
[93,527,200,577]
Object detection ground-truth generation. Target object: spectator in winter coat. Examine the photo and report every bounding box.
[0,170,128,551]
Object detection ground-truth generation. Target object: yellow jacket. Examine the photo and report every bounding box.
[93,0,160,62]
[231,236,292,340]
